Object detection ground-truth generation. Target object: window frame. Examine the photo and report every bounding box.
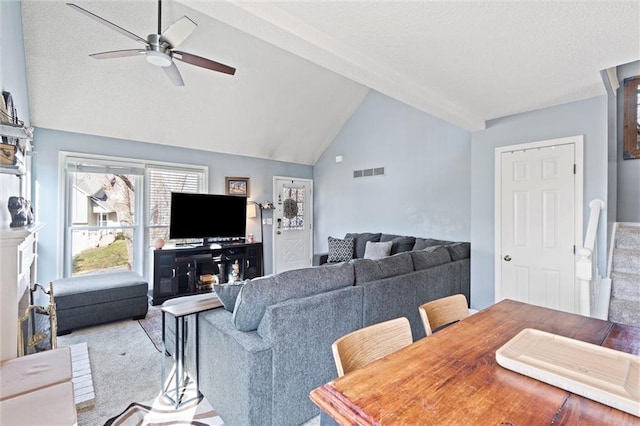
[60,151,208,279]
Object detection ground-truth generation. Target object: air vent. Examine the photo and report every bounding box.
[353,167,385,178]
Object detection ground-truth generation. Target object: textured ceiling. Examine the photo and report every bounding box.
[21,1,640,165]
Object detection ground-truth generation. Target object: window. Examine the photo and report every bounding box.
[146,165,206,246]
[63,154,207,278]
[280,185,305,231]
[623,76,640,160]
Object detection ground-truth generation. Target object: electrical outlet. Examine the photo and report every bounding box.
[263,218,273,225]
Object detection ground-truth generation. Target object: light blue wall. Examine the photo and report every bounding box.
[1,0,30,125]
[470,96,608,310]
[32,128,312,283]
[1,0,30,227]
[616,60,640,222]
[313,91,471,253]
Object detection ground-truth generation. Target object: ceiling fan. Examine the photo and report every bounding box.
[66,0,236,86]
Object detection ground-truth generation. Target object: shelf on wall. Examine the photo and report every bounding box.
[0,122,33,140]
[0,127,32,176]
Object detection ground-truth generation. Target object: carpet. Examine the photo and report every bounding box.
[138,306,163,352]
[104,389,223,426]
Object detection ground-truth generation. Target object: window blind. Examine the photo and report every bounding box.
[147,166,206,227]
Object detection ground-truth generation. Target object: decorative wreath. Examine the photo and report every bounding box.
[282,198,298,219]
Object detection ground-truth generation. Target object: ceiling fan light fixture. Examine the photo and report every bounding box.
[146,50,172,67]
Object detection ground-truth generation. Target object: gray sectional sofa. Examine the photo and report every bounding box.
[313,232,460,265]
[194,236,470,426]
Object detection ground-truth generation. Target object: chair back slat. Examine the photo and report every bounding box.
[332,317,413,377]
[419,294,469,336]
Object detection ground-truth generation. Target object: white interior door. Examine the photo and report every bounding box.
[273,177,313,273]
[495,137,583,313]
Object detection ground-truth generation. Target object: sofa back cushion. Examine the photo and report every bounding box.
[412,238,454,251]
[380,234,416,255]
[352,252,414,284]
[446,242,471,260]
[232,262,355,331]
[410,247,451,270]
[345,232,381,258]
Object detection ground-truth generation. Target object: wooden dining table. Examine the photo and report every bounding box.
[310,299,640,425]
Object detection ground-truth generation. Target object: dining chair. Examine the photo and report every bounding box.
[419,294,471,336]
[332,317,413,377]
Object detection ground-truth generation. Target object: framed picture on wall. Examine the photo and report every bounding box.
[225,177,250,196]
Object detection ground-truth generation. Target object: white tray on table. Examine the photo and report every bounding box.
[496,328,639,417]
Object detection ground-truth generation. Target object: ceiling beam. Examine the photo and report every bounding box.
[179,0,486,131]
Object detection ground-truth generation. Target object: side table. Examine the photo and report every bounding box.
[161,295,222,408]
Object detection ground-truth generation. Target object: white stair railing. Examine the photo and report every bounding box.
[576,199,606,317]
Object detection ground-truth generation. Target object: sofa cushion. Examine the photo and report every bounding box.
[410,247,452,270]
[412,238,454,251]
[363,241,393,260]
[352,252,414,284]
[232,262,355,331]
[380,234,416,255]
[53,271,148,310]
[214,281,245,312]
[447,242,471,260]
[327,236,354,262]
[345,232,381,258]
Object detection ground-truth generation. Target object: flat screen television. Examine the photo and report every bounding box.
[169,192,247,243]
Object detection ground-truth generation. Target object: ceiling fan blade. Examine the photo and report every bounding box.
[173,51,236,75]
[163,62,185,86]
[162,16,196,48]
[66,3,147,46]
[90,49,146,59]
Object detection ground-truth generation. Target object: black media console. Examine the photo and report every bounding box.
[150,242,263,305]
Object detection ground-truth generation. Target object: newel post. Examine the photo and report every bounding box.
[576,247,593,316]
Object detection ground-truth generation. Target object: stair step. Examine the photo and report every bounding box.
[608,297,640,328]
[612,247,640,274]
[616,225,640,249]
[610,271,640,301]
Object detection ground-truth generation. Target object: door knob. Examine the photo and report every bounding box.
[504,255,511,262]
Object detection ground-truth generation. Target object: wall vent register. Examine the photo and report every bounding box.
[353,167,384,178]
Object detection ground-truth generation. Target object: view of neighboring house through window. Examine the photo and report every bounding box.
[64,155,207,278]
[146,165,206,246]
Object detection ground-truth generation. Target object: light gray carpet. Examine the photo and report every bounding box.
[58,318,162,425]
[58,315,322,425]
[609,224,640,327]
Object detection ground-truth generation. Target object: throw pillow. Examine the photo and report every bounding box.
[363,240,393,260]
[345,232,381,258]
[214,281,246,312]
[328,236,354,262]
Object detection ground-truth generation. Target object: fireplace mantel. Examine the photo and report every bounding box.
[0,223,43,361]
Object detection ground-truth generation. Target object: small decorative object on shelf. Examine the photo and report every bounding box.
[7,196,34,228]
[0,143,17,165]
[153,237,165,249]
[232,259,241,282]
[1,91,18,145]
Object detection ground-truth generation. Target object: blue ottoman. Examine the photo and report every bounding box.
[53,271,149,334]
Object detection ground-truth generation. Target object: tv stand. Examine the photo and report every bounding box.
[150,242,263,305]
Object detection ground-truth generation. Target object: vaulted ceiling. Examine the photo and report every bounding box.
[21,1,639,165]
